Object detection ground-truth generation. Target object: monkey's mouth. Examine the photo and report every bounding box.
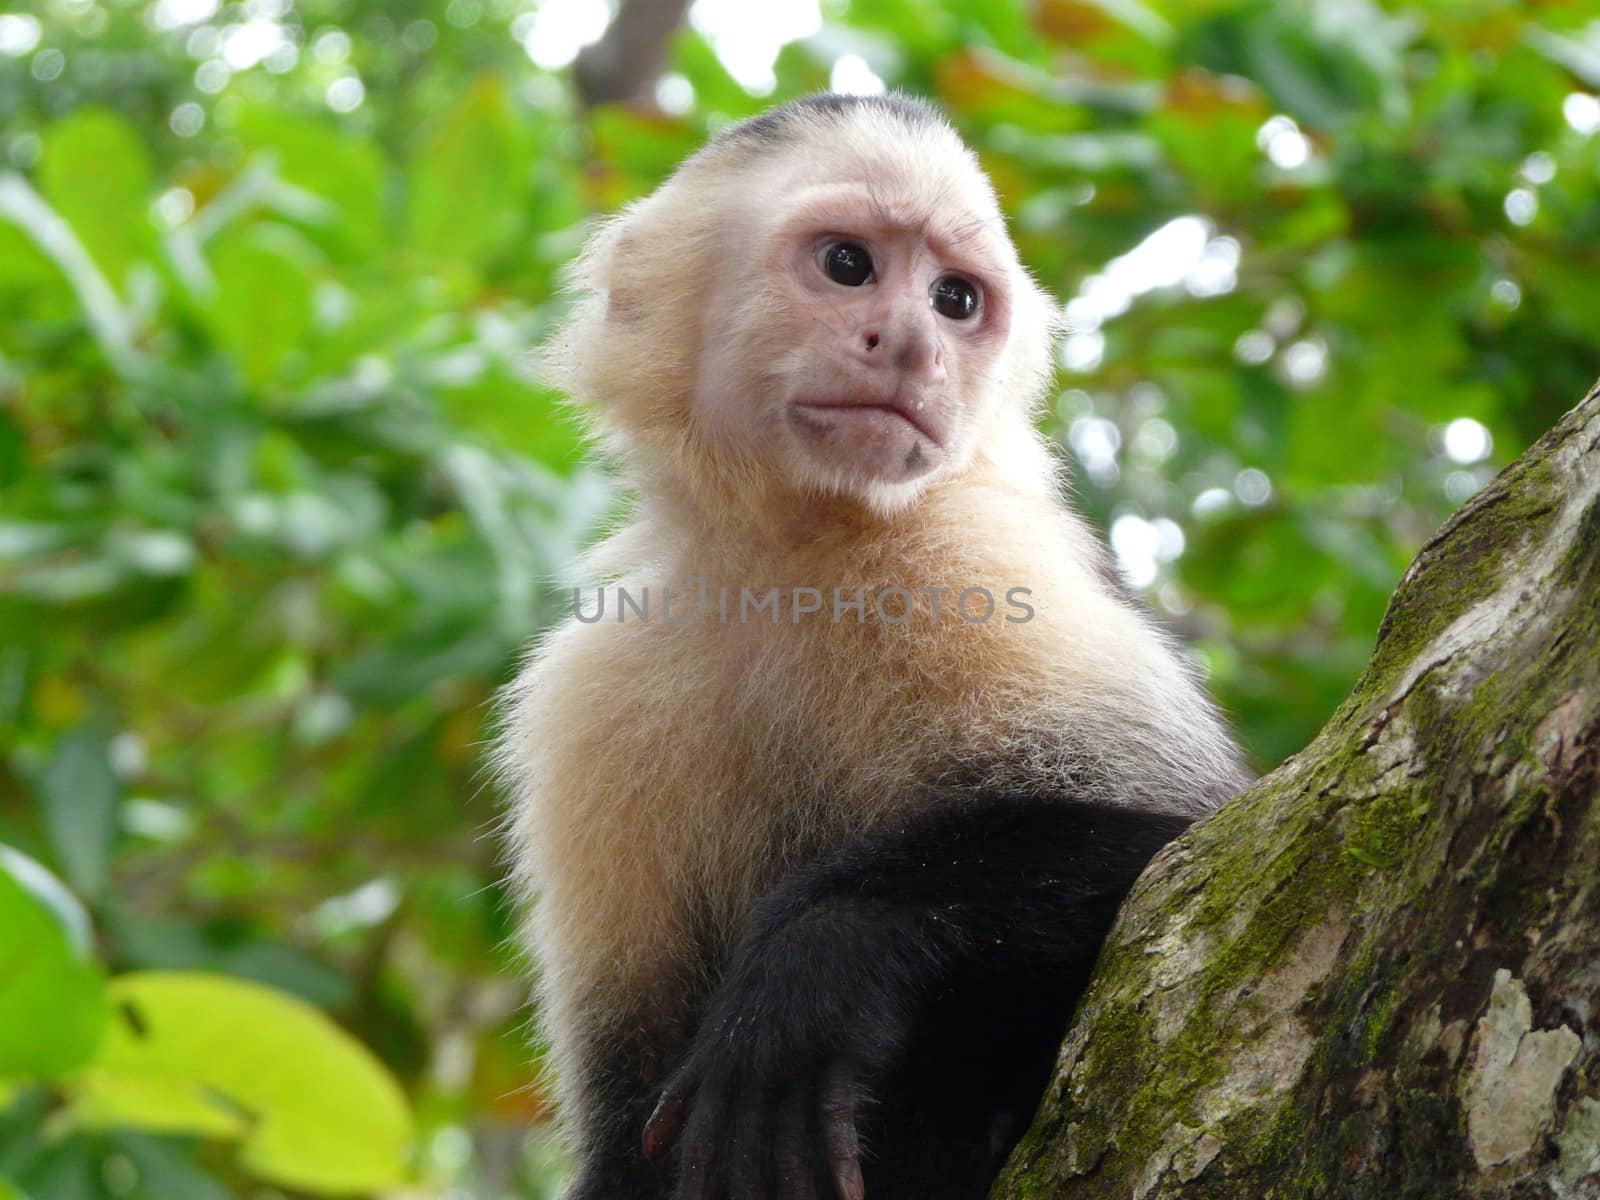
[789,397,941,446]
[787,394,946,485]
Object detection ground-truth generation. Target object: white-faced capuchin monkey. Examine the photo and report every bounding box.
[497,93,1249,1200]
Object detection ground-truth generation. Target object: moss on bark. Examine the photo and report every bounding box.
[994,383,1600,1200]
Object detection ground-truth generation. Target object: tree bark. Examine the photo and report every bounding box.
[994,383,1600,1200]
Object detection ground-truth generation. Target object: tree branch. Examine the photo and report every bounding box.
[574,0,694,109]
[995,381,1600,1198]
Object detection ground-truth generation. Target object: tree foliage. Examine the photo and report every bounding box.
[1,0,1597,1195]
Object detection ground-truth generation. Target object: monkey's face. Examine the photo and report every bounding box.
[690,160,1025,515]
[555,110,1056,519]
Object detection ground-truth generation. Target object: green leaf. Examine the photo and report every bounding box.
[36,726,119,898]
[405,72,531,268]
[6,1135,95,1200]
[109,1131,235,1200]
[1146,72,1268,205]
[0,222,60,306]
[7,1130,229,1200]
[205,226,316,388]
[100,907,354,1010]
[989,126,1164,171]
[0,406,22,490]
[588,107,705,203]
[0,844,107,1078]
[1177,0,1405,129]
[69,972,413,1195]
[231,105,387,260]
[1525,25,1600,89]
[437,371,586,472]
[1182,508,1336,625]
[37,108,152,294]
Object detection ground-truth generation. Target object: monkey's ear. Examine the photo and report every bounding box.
[605,286,642,322]
[596,227,643,321]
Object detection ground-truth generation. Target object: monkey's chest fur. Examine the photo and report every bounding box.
[506,564,1183,1017]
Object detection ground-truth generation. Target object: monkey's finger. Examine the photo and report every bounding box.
[819,1064,865,1200]
[724,1088,772,1200]
[643,1085,690,1166]
[671,1081,730,1200]
[773,1086,820,1200]
[673,1112,720,1200]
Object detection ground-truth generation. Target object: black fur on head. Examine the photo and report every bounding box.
[712,91,949,152]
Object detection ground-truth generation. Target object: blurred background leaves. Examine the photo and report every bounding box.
[1,0,1597,1195]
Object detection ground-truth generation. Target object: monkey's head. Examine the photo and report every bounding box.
[549,94,1060,519]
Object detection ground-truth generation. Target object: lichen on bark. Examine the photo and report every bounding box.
[994,383,1600,1200]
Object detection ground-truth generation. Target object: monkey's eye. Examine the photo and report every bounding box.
[931,276,980,320]
[820,242,874,287]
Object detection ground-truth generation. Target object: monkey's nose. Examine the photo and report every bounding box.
[891,327,945,386]
[857,317,945,385]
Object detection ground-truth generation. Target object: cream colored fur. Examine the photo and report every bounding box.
[496,97,1246,1155]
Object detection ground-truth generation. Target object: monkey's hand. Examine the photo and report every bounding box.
[642,892,930,1200]
[642,798,1192,1200]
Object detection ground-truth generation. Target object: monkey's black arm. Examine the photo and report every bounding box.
[645,796,1195,1200]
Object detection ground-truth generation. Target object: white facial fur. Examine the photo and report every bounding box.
[547,102,1061,521]
[690,123,1048,515]
[691,170,1017,509]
